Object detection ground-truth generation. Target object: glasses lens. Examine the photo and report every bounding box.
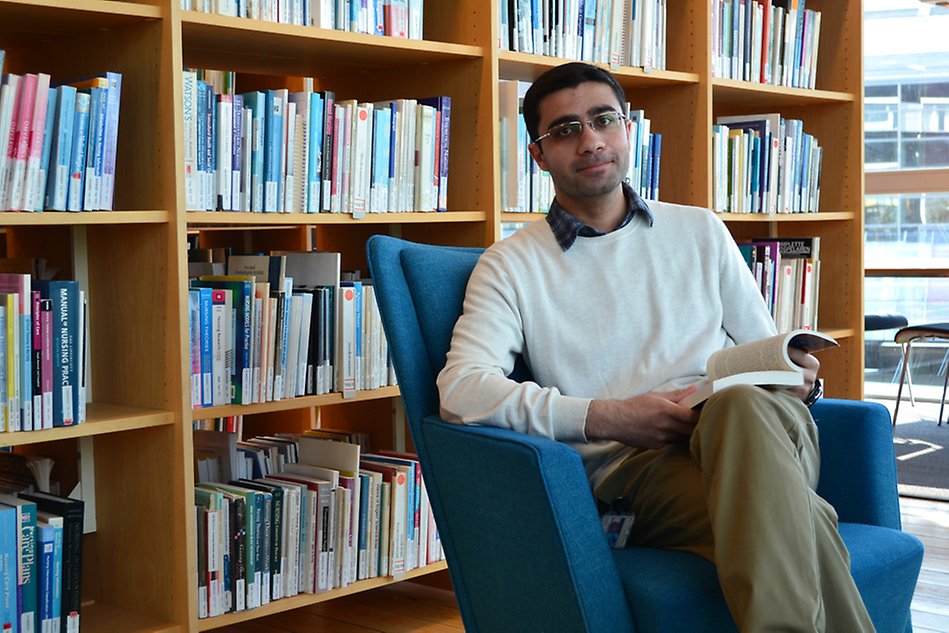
[546,121,583,142]
[593,112,620,130]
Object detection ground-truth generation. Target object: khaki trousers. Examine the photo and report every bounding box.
[595,385,875,632]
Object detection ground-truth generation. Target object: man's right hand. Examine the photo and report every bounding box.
[584,387,700,449]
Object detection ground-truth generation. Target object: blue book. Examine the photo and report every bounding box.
[356,473,369,578]
[36,521,61,633]
[198,287,213,408]
[263,90,282,213]
[0,504,17,633]
[45,86,76,211]
[98,72,122,211]
[188,289,201,409]
[650,133,662,201]
[369,105,390,214]
[192,278,252,405]
[83,86,107,211]
[35,88,58,212]
[32,280,79,427]
[307,92,324,213]
[196,81,208,211]
[0,496,36,633]
[204,81,216,212]
[240,91,266,213]
[65,93,90,212]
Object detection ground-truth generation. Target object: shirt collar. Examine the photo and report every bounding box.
[546,182,654,252]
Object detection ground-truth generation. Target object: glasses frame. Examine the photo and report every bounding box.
[532,111,629,145]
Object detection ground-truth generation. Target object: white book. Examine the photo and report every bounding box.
[182,71,198,209]
[680,329,837,409]
[0,75,20,212]
[413,104,436,212]
[216,95,232,211]
[351,102,372,218]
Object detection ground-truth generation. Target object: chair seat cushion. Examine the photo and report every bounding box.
[611,522,923,633]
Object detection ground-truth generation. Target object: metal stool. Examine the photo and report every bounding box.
[894,322,949,426]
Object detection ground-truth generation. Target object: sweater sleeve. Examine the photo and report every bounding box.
[436,248,590,442]
[713,216,778,344]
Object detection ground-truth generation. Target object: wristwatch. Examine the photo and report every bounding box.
[803,378,823,407]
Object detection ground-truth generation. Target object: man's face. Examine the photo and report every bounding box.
[528,82,631,204]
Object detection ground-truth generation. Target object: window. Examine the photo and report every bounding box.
[864,0,949,398]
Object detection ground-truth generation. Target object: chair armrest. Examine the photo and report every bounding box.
[421,415,635,633]
[810,399,902,529]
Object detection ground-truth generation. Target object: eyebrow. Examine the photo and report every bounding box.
[542,104,623,131]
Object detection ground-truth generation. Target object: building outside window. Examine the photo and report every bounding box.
[864,0,949,399]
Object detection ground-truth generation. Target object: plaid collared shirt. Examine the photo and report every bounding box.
[545,182,654,251]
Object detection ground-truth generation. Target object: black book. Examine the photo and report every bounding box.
[19,491,83,633]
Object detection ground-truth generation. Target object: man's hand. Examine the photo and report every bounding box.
[779,346,821,402]
[585,387,700,449]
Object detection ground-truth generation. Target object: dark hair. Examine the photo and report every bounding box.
[522,62,627,143]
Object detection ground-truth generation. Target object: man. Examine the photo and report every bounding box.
[436,62,874,632]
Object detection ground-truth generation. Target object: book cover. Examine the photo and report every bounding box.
[680,329,838,409]
[0,504,16,633]
[0,74,23,210]
[34,87,57,212]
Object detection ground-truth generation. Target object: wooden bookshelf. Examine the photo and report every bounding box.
[0,0,866,631]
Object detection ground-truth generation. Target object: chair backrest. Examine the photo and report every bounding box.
[367,235,636,632]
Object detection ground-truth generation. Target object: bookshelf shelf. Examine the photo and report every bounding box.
[0,0,163,41]
[181,14,483,76]
[717,211,856,223]
[0,404,175,448]
[185,211,486,226]
[81,602,181,633]
[0,211,170,226]
[194,561,448,631]
[711,78,855,107]
[191,386,401,420]
[498,52,701,86]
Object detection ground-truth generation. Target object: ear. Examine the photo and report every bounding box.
[528,143,548,172]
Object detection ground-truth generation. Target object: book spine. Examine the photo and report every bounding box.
[39,301,52,431]
[34,87,57,212]
[99,72,121,211]
[18,503,37,633]
[0,508,16,633]
[65,94,90,213]
[31,292,41,431]
[182,72,198,210]
[9,73,38,212]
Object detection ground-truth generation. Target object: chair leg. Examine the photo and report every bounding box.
[894,341,912,426]
[941,356,949,427]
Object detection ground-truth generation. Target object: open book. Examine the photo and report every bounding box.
[680,330,838,409]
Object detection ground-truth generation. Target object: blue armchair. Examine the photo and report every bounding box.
[367,235,924,633]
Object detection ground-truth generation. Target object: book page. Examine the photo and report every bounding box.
[707,330,837,381]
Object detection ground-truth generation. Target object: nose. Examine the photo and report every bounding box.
[576,121,607,153]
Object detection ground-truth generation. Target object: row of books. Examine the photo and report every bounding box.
[0,274,85,432]
[499,79,662,213]
[712,113,822,214]
[712,0,821,90]
[0,55,121,212]
[500,0,668,71]
[738,236,820,332]
[188,251,394,409]
[182,71,450,215]
[181,0,425,39]
[193,430,442,618]
[0,489,84,633]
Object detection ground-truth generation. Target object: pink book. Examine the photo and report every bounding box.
[2,74,23,210]
[8,72,37,211]
[31,291,42,430]
[40,298,53,430]
[21,73,50,212]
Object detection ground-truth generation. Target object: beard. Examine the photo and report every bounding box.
[550,150,630,200]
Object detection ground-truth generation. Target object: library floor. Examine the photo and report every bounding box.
[219,494,947,633]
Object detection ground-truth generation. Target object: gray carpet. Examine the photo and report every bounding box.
[892,419,949,501]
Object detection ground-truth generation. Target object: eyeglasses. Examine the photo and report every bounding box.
[533,111,628,145]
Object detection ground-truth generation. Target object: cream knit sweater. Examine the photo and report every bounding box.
[436,200,777,489]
